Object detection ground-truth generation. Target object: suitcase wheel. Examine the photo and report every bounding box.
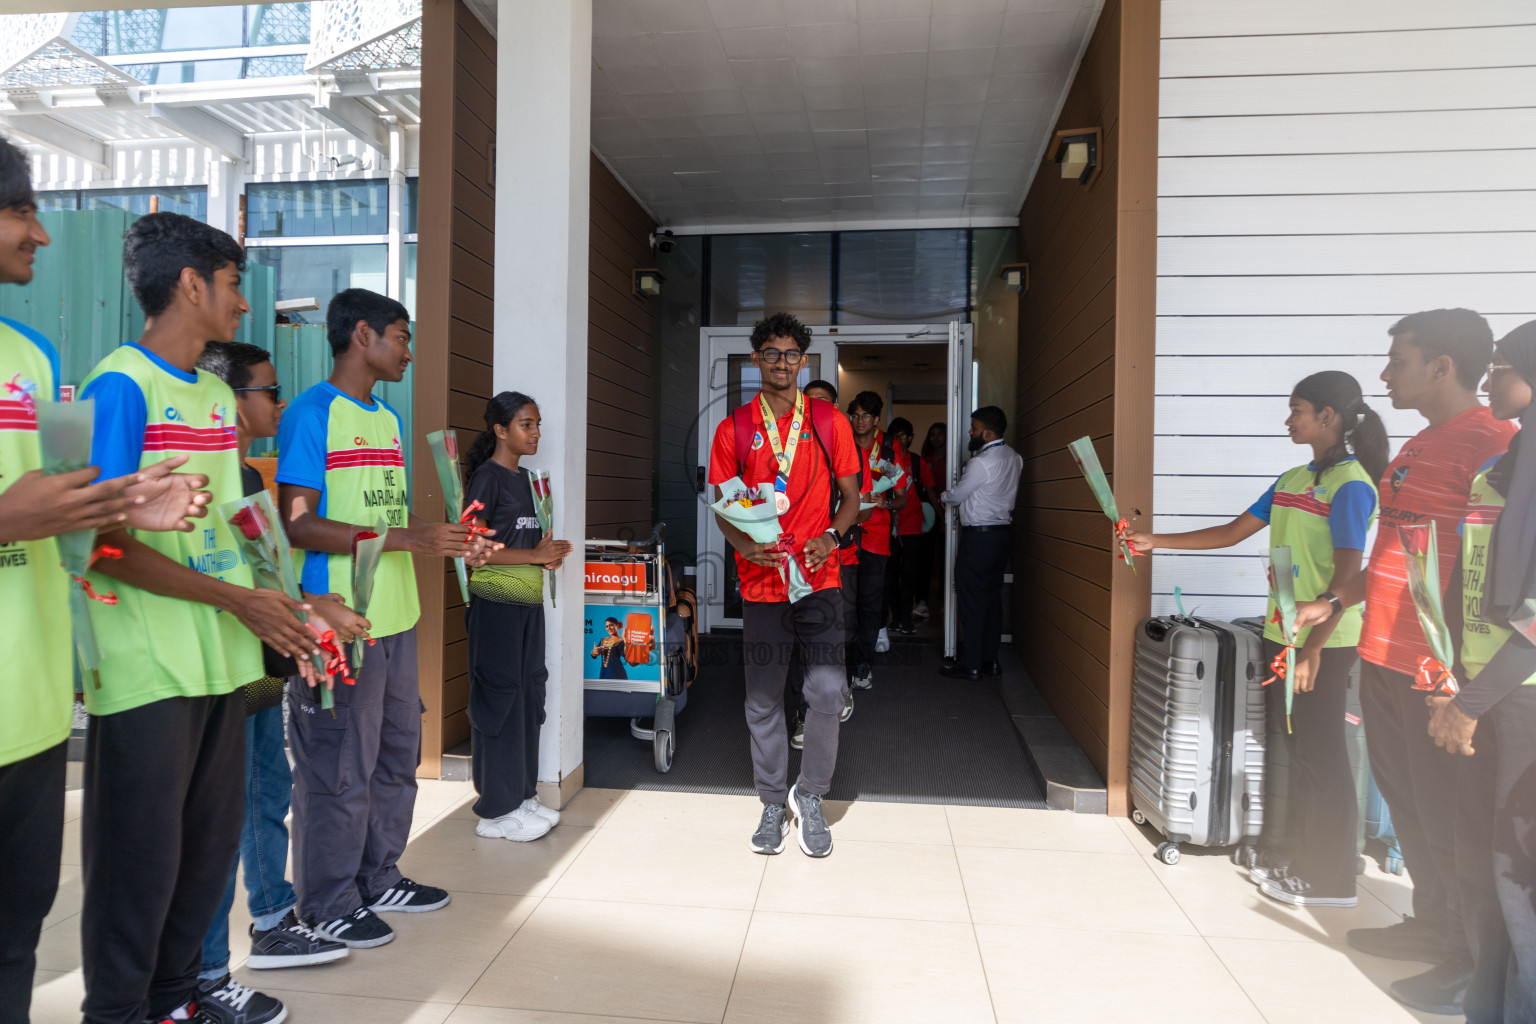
[1131,808,1146,826]
[1386,853,1404,876]
[1356,855,1367,876]
[1156,842,1181,866]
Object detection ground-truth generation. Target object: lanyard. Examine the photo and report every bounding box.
[759,390,805,497]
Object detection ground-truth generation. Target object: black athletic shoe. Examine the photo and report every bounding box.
[1346,917,1443,963]
[310,906,395,948]
[1389,961,1471,1015]
[982,659,1002,676]
[247,909,348,969]
[750,803,789,854]
[194,974,287,1024]
[939,662,979,681]
[367,877,451,913]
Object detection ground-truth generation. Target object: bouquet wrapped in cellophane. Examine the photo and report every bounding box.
[221,491,347,712]
[36,399,121,685]
[710,476,813,604]
[349,519,388,669]
[859,451,907,511]
[1397,522,1460,694]
[426,429,473,603]
[529,469,556,607]
[1263,546,1300,731]
[1067,435,1137,572]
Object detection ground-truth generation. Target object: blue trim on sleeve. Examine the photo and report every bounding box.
[1328,479,1376,552]
[0,316,62,401]
[1247,479,1279,524]
[79,372,147,482]
[275,385,334,491]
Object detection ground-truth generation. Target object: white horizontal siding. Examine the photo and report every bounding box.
[1163,0,1536,38]
[1153,5,1534,618]
[1162,67,1536,118]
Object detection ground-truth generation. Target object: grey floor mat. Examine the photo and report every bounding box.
[583,636,1048,808]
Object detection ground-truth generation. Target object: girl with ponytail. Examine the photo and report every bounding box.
[1126,371,1382,910]
[461,391,573,842]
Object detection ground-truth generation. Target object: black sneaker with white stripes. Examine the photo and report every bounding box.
[194,974,287,1024]
[247,909,349,969]
[366,877,451,913]
[309,906,395,948]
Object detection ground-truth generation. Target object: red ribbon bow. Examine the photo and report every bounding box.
[1115,518,1138,560]
[1412,656,1460,695]
[459,499,492,538]
[307,623,356,686]
[70,544,123,604]
[1262,645,1294,687]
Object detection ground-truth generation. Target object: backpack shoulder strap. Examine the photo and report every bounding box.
[732,403,755,478]
[810,398,862,488]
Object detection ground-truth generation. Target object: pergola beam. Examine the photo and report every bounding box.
[3,113,108,171]
[311,91,387,156]
[147,103,248,164]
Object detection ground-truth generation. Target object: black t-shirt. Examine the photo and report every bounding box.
[241,462,263,499]
[465,460,544,551]
[240,460,297,687]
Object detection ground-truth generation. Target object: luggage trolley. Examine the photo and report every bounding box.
[582,525,689,772]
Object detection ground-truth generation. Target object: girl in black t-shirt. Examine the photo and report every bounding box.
[462,391,573,842]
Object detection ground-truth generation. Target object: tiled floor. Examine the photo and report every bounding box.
[32,770,1451,1024]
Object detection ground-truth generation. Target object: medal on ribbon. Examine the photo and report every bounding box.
[758,390,805,517]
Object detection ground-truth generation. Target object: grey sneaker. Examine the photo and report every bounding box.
[851,666,873,690]
[750,803,789,854]
[1248,865,1287,887]
[789,714,805,750]
[789,783,833,858]
[840,688,854,723]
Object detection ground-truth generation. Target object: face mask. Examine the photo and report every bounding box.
[968,436,985,453]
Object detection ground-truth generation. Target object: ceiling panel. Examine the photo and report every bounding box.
[587,0,1101,229]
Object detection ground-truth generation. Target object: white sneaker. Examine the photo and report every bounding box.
[875,628,890,653]
[913,600,929,619]
[476,807,552,842]
[520,797,560,827]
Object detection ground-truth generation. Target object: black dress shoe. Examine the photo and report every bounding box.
[939,663,980,681]
[982,659,1002,676]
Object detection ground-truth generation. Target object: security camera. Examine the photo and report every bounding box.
[650,229,676,255]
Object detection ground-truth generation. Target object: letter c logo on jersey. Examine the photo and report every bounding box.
[353,436,368,446]
[164,407,183,422]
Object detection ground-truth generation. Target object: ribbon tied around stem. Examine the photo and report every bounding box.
[458,499,492,538]
[1412,656,1460,695]
[307,622,356,686]
[1262,645,1294,687]
[1114,518,1138,561]
[70,544,123,604]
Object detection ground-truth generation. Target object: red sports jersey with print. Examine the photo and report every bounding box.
[1358,405,1515,675]
[896,449,926,536]
[709,395,861,603]
[857,432,907,557]
[842,460,875,567]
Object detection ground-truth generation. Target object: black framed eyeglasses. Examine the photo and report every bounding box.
[233,384,282,400]
[757,348,805,365]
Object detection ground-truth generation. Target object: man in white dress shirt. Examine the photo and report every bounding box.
[939,406,1023,681]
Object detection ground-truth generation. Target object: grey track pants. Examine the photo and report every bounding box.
[289,628,421,922]
[743,589,845,805]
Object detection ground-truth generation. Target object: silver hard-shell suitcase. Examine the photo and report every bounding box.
[1129,615,1266,865]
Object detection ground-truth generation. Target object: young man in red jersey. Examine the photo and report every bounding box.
[709,313,861,858]
[1296,308,1515,1016]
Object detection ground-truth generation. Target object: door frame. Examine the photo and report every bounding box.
[695,322,973,657]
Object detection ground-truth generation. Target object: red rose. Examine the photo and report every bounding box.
[230,505,268,541]
[351,530,378,558]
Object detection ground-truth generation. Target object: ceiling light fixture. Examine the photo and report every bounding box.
[633,268,664,298]
[1000,263,1029,294]
[1051,127,1101,187]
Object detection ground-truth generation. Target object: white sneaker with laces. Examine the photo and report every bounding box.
[913,600,929,619]
[875,627,891,653]
[520,796,560,827]
[477,806,553,842]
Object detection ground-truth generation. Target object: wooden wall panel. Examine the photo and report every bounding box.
[416,0,495,773]
[1012,0,1158,814]
[587,157,657,540]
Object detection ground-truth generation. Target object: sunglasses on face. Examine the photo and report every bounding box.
[233,384,282,400]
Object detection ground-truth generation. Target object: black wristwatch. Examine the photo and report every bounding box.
[1319,590,1343,618]
[824,527,842,546]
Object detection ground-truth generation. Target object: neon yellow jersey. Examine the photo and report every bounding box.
[79,344,262,715]
[0,317,72,765]
[1255,459,1379,649]
[1459,464,1534,684]
[276,382,419,638]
